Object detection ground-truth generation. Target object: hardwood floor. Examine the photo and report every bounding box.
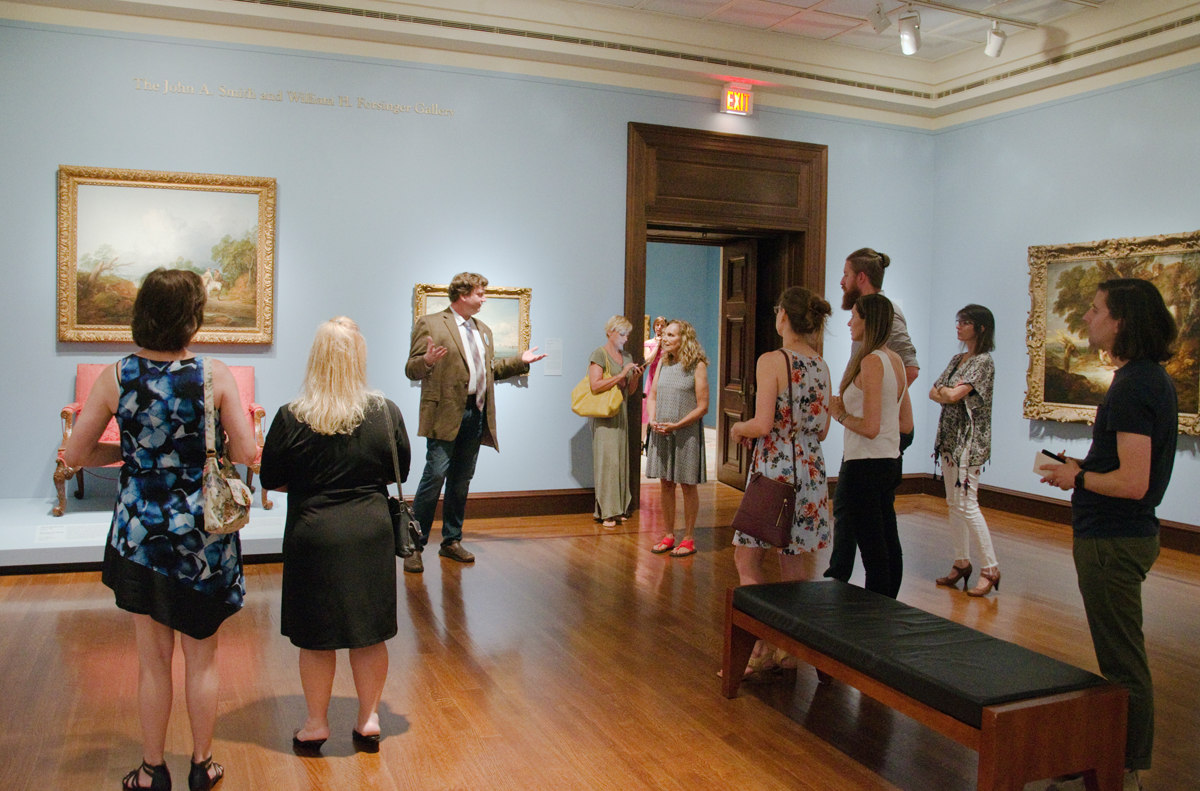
[1,487,1197,790]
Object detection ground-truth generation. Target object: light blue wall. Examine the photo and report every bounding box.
[646,242,721,428]
[1,18,936,501]
[929,66,1200,524]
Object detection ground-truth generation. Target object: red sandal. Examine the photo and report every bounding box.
[670,539,696,557]
[651,535,675,554]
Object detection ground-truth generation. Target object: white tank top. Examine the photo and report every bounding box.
[843,349,905,461]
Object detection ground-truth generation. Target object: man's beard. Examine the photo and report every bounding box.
[841,282,862,312]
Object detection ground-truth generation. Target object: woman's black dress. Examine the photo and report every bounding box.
[259,399,410,650]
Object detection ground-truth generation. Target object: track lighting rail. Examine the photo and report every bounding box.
[902,1,1038,30]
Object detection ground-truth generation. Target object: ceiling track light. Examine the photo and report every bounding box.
[899,5,921,56]
[985,20,1007,58]
[868,2,891,35]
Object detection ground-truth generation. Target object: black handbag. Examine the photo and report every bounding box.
[729,350,798,548]
[382,405,421,558]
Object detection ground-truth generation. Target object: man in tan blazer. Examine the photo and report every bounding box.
[404,272,544,572]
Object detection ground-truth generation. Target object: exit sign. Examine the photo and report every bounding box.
[721,83,753,115]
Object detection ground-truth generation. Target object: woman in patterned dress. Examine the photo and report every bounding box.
[929,304,999,596]
[729,287,833,674]
[64,268,256,791]
[646,320,709,557]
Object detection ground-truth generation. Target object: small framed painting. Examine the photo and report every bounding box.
[413,284,531,359]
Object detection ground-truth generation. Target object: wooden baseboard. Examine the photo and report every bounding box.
[840,473,1200,554]
[429,487,596,519]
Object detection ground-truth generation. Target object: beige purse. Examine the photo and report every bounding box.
[201,359,253,534]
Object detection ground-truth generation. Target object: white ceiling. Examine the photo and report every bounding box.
[569,0,1104,61]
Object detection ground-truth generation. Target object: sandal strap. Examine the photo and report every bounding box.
[123,761,169,791]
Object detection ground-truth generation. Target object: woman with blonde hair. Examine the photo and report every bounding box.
[260,317,410,753]
[647,320,709,557]
[729,287,833,673]
[588,315,644,527]
[828,294,914,598]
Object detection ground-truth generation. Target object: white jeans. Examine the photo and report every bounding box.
[942,454,998,569]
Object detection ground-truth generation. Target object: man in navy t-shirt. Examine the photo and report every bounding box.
[1041,279,1179,791]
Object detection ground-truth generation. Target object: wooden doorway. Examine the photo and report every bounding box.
[626,123,828,506]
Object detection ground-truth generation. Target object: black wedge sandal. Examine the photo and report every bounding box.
[187,757,223,791]
[122,760,171,791]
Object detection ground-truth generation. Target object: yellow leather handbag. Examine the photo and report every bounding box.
[571,358,623,418]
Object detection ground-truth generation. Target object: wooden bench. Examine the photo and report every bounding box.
[723,581,1128,791]
[54,363,271,516]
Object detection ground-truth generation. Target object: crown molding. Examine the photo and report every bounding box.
[4,0,1200,121]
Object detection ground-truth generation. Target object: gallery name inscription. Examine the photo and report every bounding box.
[131,78,456,117]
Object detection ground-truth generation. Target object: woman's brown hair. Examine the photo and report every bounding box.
[130,268,206,351]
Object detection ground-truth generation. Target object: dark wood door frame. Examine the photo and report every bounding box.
[625,122,828,508]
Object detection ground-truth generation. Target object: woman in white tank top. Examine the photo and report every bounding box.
[828,294,914,598]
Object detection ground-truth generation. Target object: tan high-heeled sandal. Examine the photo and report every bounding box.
[936,561,973,590]
[967,567,1000,597]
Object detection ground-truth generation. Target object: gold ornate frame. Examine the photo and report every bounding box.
[1025,230,1200,435]
[57,165,276,344]
[412,284,532,358]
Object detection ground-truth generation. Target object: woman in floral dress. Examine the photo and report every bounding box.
[64,268,256,791]
[929,304,999,596]
[729,287,833,674]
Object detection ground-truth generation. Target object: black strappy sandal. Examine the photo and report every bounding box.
[187,757,223,791]
[122,761,171,791]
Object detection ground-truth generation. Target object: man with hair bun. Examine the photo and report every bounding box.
[1041,278,1178,791]
[824,248,920,584]
[405,272,545,571]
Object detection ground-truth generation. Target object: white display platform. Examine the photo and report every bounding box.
[0,495,288,570]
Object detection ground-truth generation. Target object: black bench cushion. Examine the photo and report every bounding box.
[733,581,1108,729]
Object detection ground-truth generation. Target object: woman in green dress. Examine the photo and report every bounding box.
[588,316,644,527]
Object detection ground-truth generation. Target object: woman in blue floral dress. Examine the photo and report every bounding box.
[65,268,255,791]
[729,287,833,674]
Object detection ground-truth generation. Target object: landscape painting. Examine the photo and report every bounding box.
[413,284,531,360]
[1025,230,1200,435]
[58,166,276,343]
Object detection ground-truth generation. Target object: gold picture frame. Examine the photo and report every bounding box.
[57,165,276,344]
[413,284,531,360]
[1025,230,1200,435]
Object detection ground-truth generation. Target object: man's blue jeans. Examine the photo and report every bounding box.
[412,404,484,549]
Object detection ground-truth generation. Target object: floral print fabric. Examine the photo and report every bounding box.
[933,352,994,468]
[733,350,831,554]
[108,355,245,609]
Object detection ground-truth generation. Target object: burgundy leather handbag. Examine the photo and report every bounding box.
[729,351,797,548]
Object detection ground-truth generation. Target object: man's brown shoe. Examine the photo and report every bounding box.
[403,552,424,573]
[438,541,475,563]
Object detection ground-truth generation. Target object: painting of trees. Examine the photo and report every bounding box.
[1027,231,1200,435]
[57,166,275,343]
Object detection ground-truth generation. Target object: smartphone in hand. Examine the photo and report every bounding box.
[1034,449,1067,476]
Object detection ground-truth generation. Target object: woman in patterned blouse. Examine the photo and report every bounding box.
[929,304,999,597]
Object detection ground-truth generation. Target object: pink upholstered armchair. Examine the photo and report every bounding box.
[53,363,272,516]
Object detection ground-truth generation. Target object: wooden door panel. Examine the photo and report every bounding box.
[718,240,757,490]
